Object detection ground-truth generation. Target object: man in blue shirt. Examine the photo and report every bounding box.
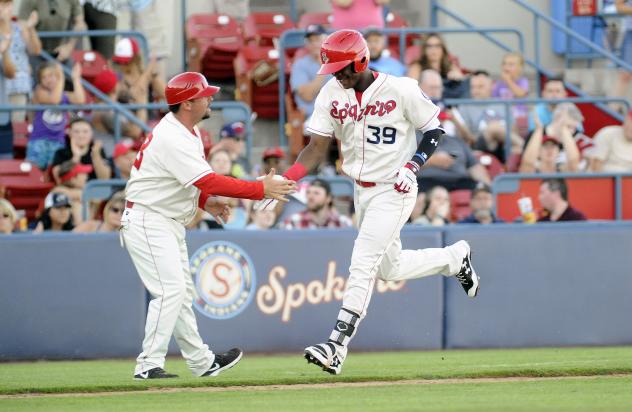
[364,28,406,77]
[290,25,331,120]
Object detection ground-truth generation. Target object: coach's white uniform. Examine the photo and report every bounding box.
[121,112,215,377]
[307,73,467,317]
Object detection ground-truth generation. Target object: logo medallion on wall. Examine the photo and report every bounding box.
[190,241,256,320]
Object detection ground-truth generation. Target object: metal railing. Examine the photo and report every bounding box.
[0,101,254,160]
[510,0,632,72]
[278,26,525,147]
[429,0,625,123]
[442,96,630,162]
[37,30,153,134]
[37,30,150,61]
[492,172,632,221]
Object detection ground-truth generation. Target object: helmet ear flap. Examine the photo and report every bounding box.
[353,46,369,72]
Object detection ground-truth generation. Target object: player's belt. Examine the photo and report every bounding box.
[125,200,135,209]
[355,180,376,188]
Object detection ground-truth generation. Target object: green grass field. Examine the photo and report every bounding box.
[1,347,631,411]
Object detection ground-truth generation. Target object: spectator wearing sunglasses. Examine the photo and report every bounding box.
[73,191,124,233]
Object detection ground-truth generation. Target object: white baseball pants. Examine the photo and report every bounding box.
[344,183,466,318]
[121,207,214,376]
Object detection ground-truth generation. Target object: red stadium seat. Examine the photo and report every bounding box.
[243,12,295,48]
[0,159,39,177]
[0,172,54,220]
[12,121,30,159]
[384,11,417,53]
[450,189,472,222]
[186,13,243,81]
[234,45,291,119]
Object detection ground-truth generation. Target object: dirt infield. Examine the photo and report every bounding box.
[3,374,630,399]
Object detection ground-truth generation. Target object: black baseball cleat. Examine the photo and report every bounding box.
[304,342,347,375]
[201,348,243,377]
[455,241,480,298]
[134,367,178,380]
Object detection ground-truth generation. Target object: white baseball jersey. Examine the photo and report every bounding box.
[306,72,441,183]
[125,112,212,224]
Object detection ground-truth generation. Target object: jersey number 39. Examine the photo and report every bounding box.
[367,125,396,144]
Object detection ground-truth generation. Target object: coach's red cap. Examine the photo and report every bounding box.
[165,72,220,105]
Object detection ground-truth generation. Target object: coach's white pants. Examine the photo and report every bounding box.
[121,208,214,376]
[344,183,466,318]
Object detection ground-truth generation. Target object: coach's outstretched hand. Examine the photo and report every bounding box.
[203,197,230,225]
[262,169,296,202]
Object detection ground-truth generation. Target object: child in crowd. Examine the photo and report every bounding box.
[25,62,85,169]
[492,52,529,127]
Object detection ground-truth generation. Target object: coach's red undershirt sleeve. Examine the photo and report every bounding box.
[194,173,264,209]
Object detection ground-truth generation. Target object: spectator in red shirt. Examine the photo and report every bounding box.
[537,178,586,222]
[282,178,353,229]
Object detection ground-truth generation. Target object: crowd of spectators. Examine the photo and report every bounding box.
[2,1,631,236]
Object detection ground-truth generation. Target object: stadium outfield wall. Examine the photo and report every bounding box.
[1,223,631,360]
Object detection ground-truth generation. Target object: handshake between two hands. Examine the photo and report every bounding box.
[204,169,297,224]
[252,169,297,211]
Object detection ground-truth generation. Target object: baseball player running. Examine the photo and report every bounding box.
[281,30,480,375]
[121,72,295,379]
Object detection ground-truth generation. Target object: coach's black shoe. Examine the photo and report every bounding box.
[134,367,178,380]
[201,348,243,377]
[454,241,480,298]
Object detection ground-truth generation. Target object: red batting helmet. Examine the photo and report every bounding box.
[317,30,370,75]
[165,72,220,105]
